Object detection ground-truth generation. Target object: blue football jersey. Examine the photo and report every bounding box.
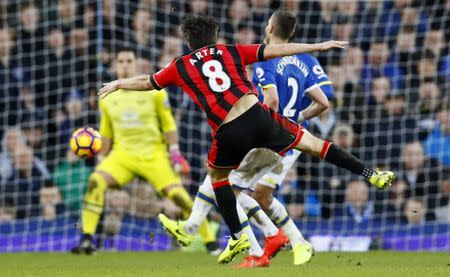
[253,55,318,123]
[252,53,334,128]
[296,54,334,109]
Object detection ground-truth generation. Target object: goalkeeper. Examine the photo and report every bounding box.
[71,48,219,255]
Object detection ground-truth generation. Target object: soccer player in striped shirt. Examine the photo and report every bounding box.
[162,10,335,267]
[99,15,395,267]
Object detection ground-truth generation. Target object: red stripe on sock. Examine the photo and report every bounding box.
[320,141,332,159]
[212,180,230,189]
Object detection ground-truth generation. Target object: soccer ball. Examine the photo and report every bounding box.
[70,127,102,158]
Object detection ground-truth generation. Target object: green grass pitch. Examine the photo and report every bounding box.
[0,251,448,277]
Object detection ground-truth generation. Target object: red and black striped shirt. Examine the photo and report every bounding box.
[150,43,266,132]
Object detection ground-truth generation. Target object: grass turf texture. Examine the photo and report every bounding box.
[0,251,448,277]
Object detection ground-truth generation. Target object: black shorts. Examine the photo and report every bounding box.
[207,103,304,169]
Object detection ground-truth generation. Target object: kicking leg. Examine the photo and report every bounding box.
[295,129,395,189]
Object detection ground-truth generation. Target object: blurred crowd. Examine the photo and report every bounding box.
[0,0,449,230]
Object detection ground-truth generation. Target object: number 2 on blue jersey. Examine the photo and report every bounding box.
[283,77,298,118]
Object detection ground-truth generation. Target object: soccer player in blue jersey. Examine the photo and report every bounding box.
[245,9,336,265]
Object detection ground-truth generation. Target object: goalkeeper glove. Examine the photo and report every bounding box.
[169,145,190,174]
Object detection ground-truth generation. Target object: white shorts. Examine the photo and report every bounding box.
[229,148,301,191]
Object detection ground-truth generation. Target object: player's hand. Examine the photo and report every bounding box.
[297,111,305,124]
[318,40,348,51]
[98,80,120,99]
[169,147,190,175]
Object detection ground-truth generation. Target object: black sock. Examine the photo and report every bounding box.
[323,143,374,179]
[212,180,241,239]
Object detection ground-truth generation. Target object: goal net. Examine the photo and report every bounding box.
[0,0,449,253]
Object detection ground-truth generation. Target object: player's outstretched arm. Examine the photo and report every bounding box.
[263,41,348,60]
[98,74,154,98]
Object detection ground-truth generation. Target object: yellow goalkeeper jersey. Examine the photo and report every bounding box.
[99,89,176,158]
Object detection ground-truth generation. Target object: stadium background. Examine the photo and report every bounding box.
[0,0,449,253]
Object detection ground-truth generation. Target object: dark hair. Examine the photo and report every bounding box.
[115,46,136,58]
[181,15,218,50]
[271,9,297,41]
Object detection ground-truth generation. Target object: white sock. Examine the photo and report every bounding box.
[268,198,306,245]
[185,176,215,235]
[236,203,264,257]
[237,193,278,237]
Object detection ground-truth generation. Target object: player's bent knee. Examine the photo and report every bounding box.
[295,131,324,155]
